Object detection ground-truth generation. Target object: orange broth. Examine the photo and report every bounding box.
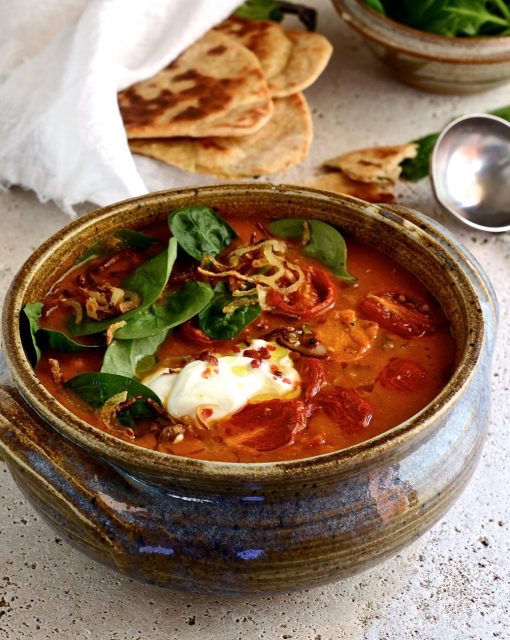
[35,215,456,463]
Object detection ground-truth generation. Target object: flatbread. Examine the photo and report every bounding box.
[268,30,333,98]
[130,93,313,178]
[215,17,292,80]
[324,144,418,183]
[307,172,396,203]
[118,30,273,139]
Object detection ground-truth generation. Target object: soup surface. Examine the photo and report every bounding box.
[24,208,456,462]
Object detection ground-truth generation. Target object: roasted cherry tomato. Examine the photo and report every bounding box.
[267,266,335,320]
[296,357,327,401]
[221,399,307,451]
[312,387,374,432]
[359,291,435,338]
[378,358,427,392]
[179,321,217,347]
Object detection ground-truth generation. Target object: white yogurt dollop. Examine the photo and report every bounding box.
[142,339,300,423]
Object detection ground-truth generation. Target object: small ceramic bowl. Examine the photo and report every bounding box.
[0,185,498,595]
[332,0,510,94]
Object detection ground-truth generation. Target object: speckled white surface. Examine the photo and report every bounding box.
[1,2,509,638]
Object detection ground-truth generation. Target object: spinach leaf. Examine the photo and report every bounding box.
[168,206,236,262]
[21,302,43,366]
[236,0,284,21]
[235,0,318,30]
[114,281,214,340]
[72,237,177,336]
[21,302,102,367]
[77,229,157,263]
[38,329,103,353]
[400,133,440,182]
[101,333,168,379]
[268,218,357,285]
[363,0,386,13]
[198,282,261,340]
[364,0,510,37]
[65,372,162,427]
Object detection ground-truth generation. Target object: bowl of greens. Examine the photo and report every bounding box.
[332,0,510,93]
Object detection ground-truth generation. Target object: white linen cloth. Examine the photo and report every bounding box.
[0,0,241,215]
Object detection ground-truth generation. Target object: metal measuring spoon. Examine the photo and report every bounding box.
[431,114,510,233]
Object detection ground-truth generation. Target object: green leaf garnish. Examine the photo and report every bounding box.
[198,282,261,340]
[114,281,214,340]
[268,218,357,285]
[20,303,43,366]
[77,229,157,264]
[168,206,236,262]
[101,333,168,379]
[71,238,177,336]
[21,302,102,367]
[65,372,162,427]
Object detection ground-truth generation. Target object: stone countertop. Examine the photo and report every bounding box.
[0,2,509,638]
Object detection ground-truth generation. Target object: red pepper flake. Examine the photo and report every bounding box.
[267,344,276,351]
[250,359,261,369]
[232,346,241,353]
[244,346,271,361]
[201,407,214,419]
[201,367,212,378]
[282,377,291,384]
[270,364,279,373]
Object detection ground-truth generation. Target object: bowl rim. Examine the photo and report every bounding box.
[332,0,510,63]
[1,184,487,484]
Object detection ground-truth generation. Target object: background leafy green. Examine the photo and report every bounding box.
[363,0,510,37]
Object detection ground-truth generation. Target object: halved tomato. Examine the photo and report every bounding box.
[296,357,327,401]
[359,291,435,338]
[221,399,307,451]
[267,266,335,320]
[179,320,217,347]
[377,358,427,392]
[312,387,374,432]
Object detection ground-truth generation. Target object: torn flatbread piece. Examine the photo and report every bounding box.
[130,93,312,178]
[268,30,333,98]
[215,17,292,80]
[308,172,396,203]
[324,144,418,183]
[118,30,273,139]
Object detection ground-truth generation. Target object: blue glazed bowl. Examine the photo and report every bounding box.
[0,185,498,594]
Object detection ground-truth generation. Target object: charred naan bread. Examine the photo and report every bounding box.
[308,172,396,203]
[130,93,312,178]
[118,30,273,139]
[268,30,333,98]
[215,16,292,80]
[324,144,418,183]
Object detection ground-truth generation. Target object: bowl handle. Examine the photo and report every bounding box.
[0,383,130,560]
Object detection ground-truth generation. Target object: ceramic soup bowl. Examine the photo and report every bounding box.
[332,0,510,94]
[0,185,497,595]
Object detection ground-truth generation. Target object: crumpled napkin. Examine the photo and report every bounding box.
[0,0,241,216]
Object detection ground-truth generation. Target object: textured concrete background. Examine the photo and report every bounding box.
[1,1,509,638]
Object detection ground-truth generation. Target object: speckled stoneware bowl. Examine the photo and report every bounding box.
[332,0,510,94]
[0,184,497,595]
